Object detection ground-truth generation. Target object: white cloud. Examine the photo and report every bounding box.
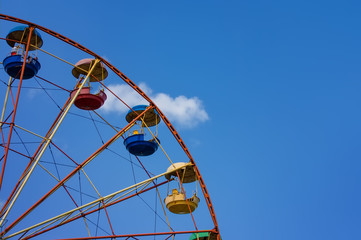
[27,88,42,99]
[102,82,209,128]
[102,84,147,112]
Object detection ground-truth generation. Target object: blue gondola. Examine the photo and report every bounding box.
[3,25,43,79]
[124,133,160,156]
[125,105,161,127]
[6,26,43,50]
[3,55,41,79]
[124,105,161,156]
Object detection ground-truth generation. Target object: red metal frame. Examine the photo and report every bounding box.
[0,106,153,237]
[0,26,34,191]
[22,180,171,240]
[0,14,220,240]
[0,96,73,218]
[53,229,218,240]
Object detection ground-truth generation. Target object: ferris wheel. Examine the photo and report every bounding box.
[0,14,220,240]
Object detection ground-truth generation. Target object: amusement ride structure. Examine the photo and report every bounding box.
[0,14,220,239]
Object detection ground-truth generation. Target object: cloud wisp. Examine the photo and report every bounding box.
[102,83,209,128]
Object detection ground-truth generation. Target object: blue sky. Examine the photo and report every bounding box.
[1,0,361,239]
